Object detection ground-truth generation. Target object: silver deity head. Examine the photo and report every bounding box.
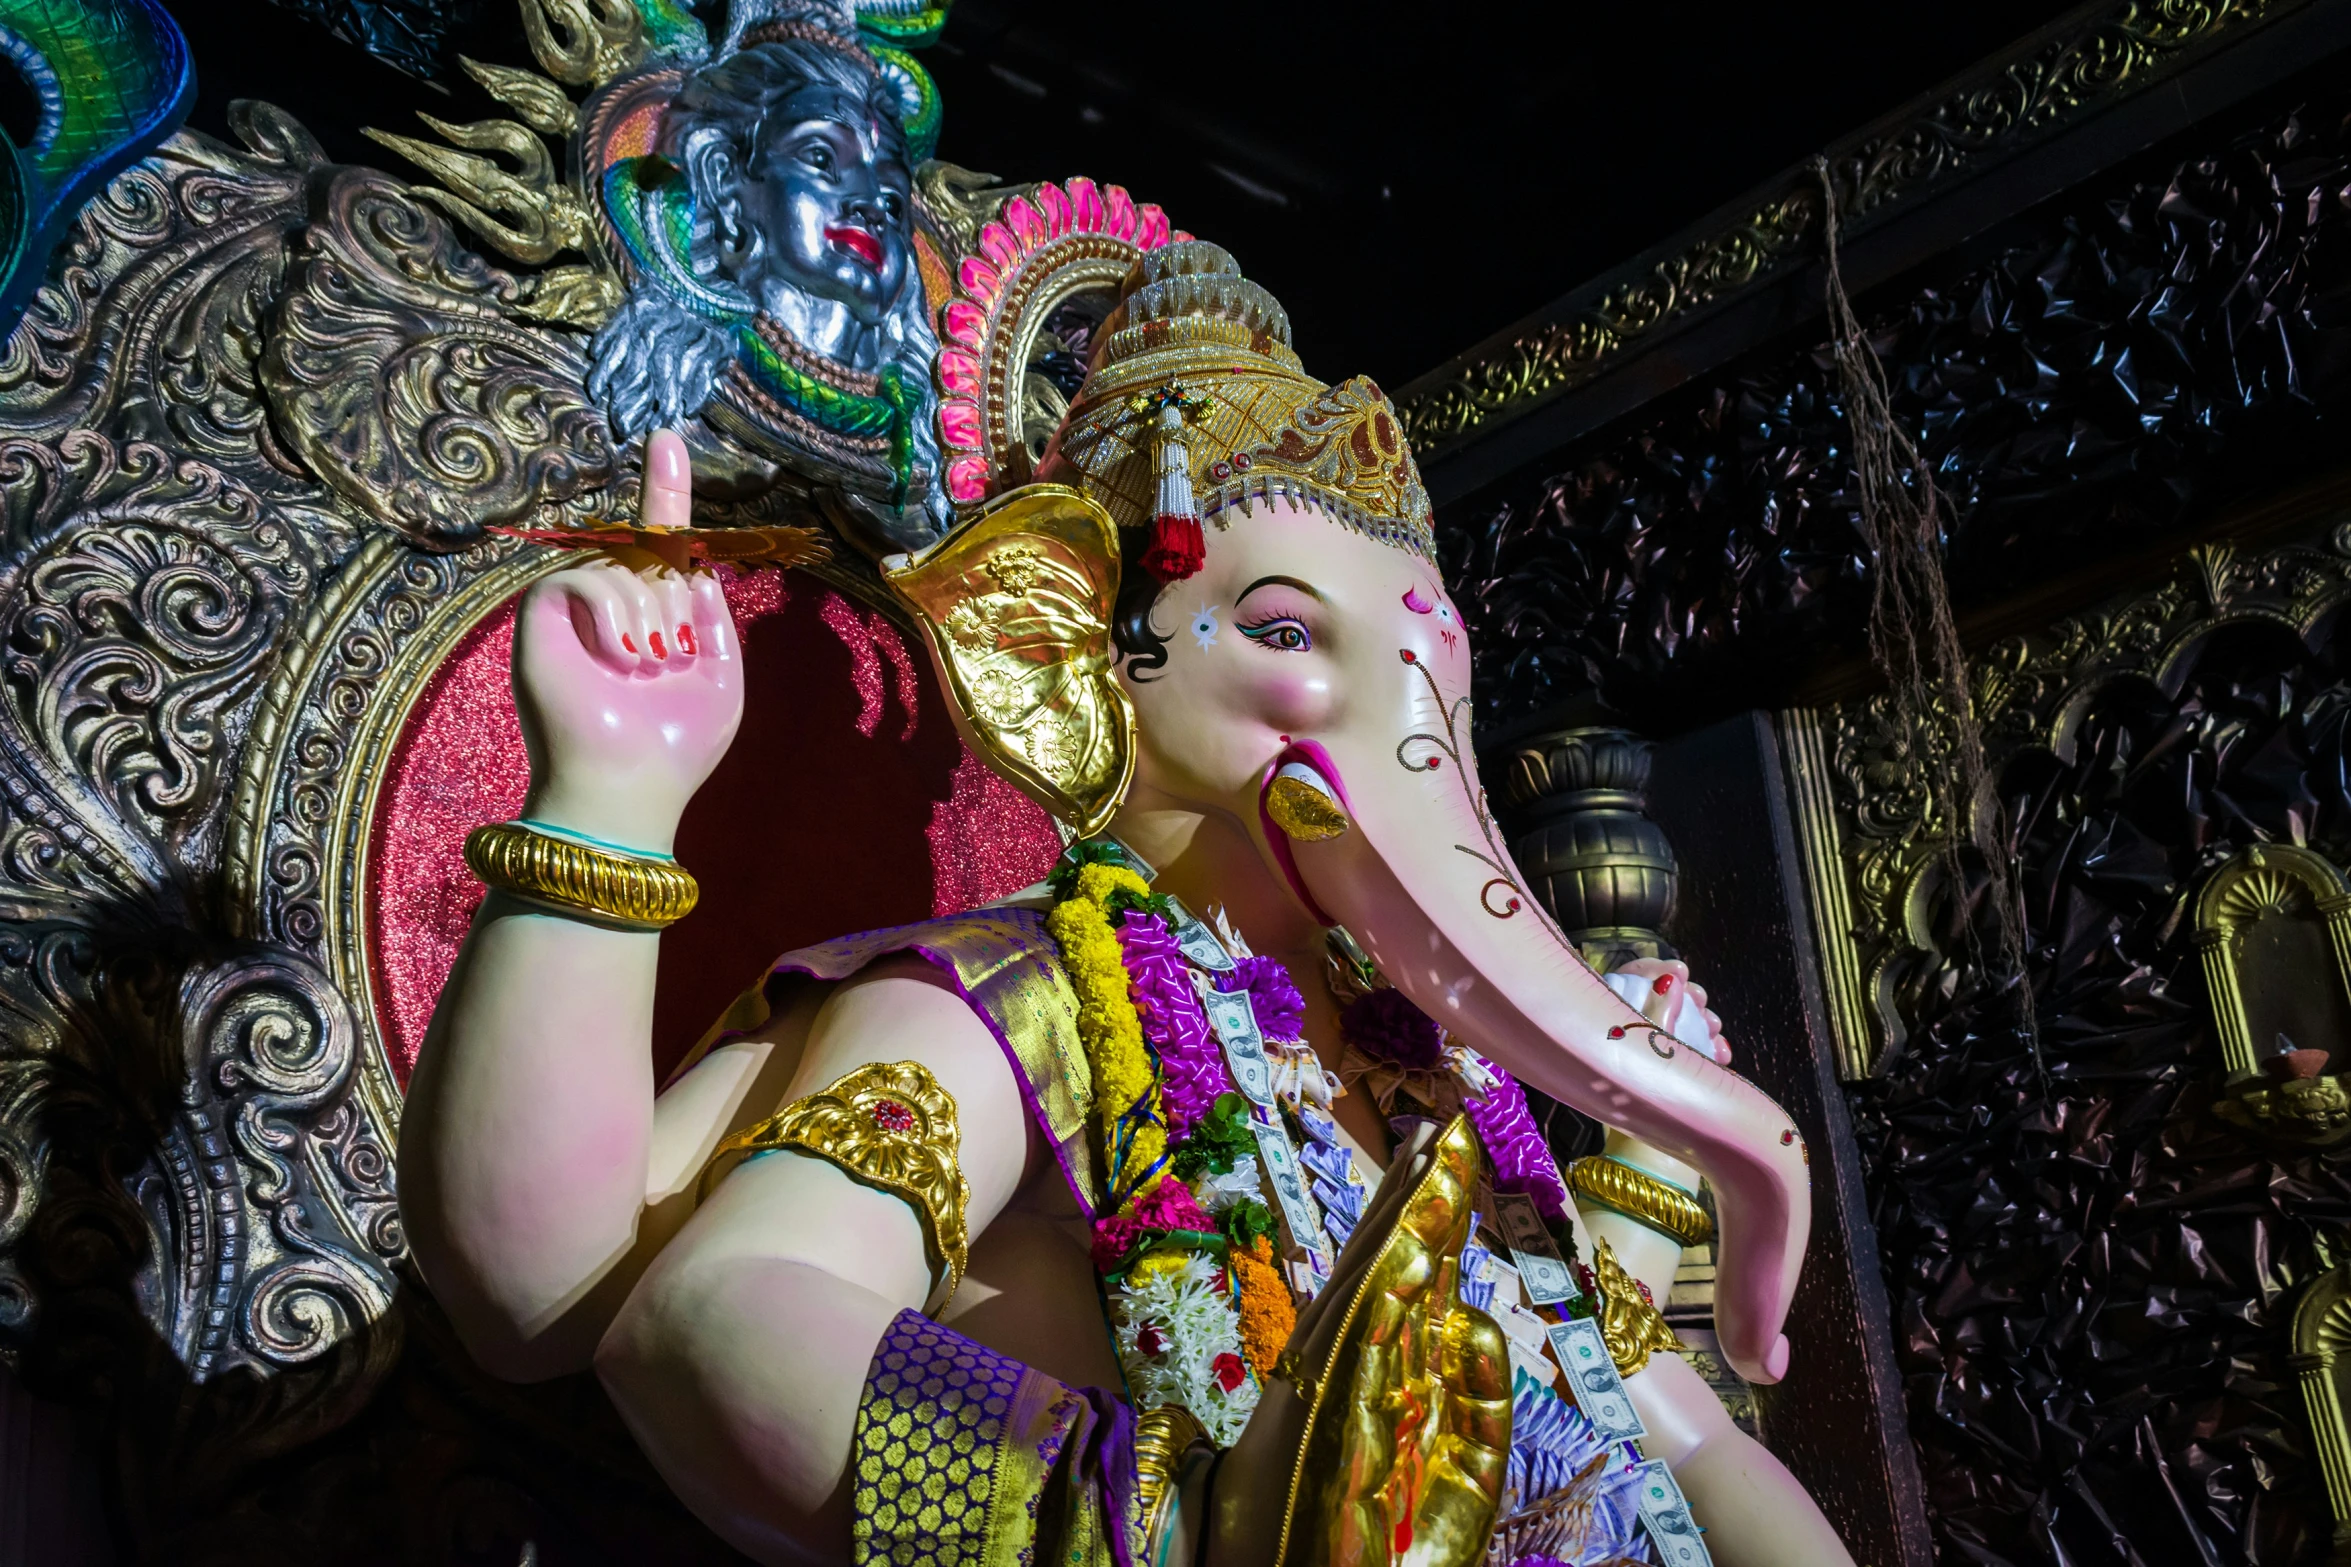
[669,34,913,329]
[587,17,945,536]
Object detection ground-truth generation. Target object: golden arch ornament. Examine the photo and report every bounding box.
[2293,1257,2351,1565]
[2194,844,2351,1148]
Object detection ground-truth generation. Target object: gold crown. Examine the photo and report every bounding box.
[1036,241,1434,578]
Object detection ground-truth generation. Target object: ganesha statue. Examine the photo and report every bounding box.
[403,222,1859,1566]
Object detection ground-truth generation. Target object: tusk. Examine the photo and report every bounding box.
[1266,761,1352,841]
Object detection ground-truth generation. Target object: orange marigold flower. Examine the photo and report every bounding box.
[1231,1234,1295,1377]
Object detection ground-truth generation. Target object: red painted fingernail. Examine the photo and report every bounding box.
[621,633,636,652]
[678,623,697,655]
[1654,975,1674,993]
[649,630,667,659]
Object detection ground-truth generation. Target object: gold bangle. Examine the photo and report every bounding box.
[1588,1236,1687,1378]
[1566,1155,1715,1248]
[700,1061,971,1313]
[464,821,698,930]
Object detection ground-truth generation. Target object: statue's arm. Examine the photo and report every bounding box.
[400,902,796,1381]
[398,430,753,1381]
[402,904,662,1379]
[592,959,1034,1563]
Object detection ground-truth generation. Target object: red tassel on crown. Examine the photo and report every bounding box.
[1132,385,1211,583]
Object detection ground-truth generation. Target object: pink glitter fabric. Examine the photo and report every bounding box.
[366,566,1064,1087]
[1117,911,1228,1139]
[926,748,1061,918]
[367,603,529,1087]
[819,589,926,743]
[819,589,888,739]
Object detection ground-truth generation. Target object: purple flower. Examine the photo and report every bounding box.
[1339,986,1445,1071]
[1118,911,1229,1138]
[1220,954,1306,1041]
[1464,1064,1572,1224]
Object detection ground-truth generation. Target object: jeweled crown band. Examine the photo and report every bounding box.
[1566,1154,1715,1248]
[464,821,700,931]
[1037,241,1436,582]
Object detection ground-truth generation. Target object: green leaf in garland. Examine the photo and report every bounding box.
[1216,1198,1276,1253]
[1171,1093,1257,1181]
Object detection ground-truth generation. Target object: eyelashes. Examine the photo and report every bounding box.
[1237,615,1312,652]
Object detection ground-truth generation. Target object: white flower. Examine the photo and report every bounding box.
[1197,1156,1262,1214]
[1109,1255,1259,1447]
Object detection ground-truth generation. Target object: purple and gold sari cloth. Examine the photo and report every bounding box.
[854,1310,1142,1567]
[679,908,1104,1214]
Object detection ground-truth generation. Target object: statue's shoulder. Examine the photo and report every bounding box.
[681,894,1100,1205]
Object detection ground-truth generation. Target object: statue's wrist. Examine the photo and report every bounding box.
[518,783,683,860]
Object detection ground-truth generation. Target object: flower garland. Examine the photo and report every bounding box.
[1119,910,1229,1138]
[1045,857,1171,1206]
[1046,846,1679,1566]
[1338,982,1573,1221]
[1046,844,1301,1447]
[1110,1255,1258,1447]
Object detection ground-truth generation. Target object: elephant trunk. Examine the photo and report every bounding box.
[1260,725,1809,1385]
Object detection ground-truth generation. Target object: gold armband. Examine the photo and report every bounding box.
[701,1061,971,1312]
[464,820,699,930]
[1567,1154,1715,1248]
[1589,1236,1686,1378]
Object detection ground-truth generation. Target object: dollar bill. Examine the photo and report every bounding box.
[1201,984,1277,1108]
[1544,1315,1647,1443]
[1633,1460,1713,1567]
[1249,1116,1327,1270]
[1160,896,1235,972]
[1491,1189,1576,1305]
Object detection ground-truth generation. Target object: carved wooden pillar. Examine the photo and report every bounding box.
[1500,726,1678,972]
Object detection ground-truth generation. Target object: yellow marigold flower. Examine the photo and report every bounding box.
[1047,862,1167,1208]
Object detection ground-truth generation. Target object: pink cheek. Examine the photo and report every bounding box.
[1254,670,1334,732]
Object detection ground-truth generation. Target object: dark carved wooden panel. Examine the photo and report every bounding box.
[1643,712,1933,1567]
[1443,72,2351,739]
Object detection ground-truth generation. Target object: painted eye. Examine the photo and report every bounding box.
[1436,602,1456,624]
[1239,617,1312,653]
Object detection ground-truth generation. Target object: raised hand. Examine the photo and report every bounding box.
[1611,956,1732,1065]
[512,429,743,855]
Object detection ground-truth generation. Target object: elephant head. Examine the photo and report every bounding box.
[889,244,1811,1384]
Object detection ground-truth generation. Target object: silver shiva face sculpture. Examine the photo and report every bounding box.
[587,33,947,543]
[720,82,913,328]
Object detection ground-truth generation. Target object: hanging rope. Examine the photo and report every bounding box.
[1812,157,2039,1061]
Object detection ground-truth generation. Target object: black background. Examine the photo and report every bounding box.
[165,0,2085,387]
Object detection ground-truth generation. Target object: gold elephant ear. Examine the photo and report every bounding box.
[885,485,1136,837]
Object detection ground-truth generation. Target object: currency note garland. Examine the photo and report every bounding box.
[1048,840,1707,1563]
